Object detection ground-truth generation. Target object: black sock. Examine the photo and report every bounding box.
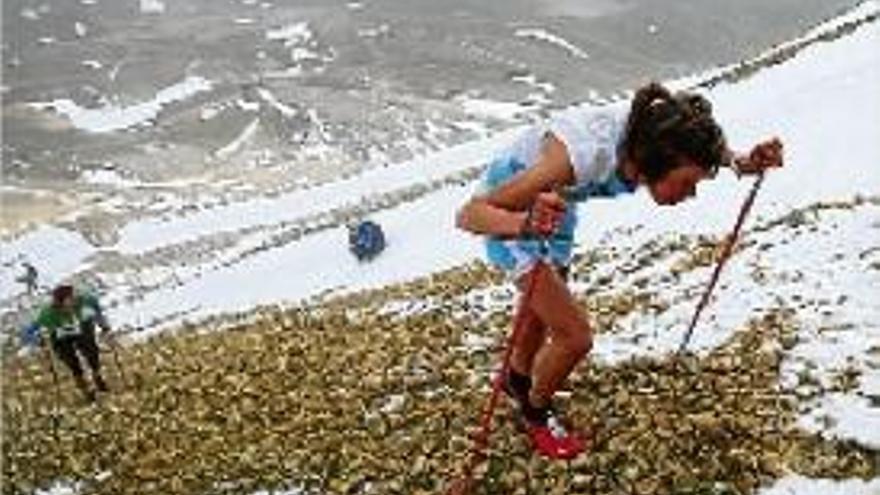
[522,400,550,425]
[507,369,532,399]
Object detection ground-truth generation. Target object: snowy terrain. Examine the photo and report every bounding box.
[2,0,860,251]
[2,2,879,494]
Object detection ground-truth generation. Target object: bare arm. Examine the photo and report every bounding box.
[456,134,576,237]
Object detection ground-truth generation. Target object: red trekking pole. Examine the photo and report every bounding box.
[447,262,544,495]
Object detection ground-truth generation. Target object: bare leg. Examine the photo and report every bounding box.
[509,305,546,376]
[526,264,593,408]
[510,265,574,375]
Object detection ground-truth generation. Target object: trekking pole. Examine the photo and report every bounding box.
[678,172,766,354]
[105,334,128,389]
[448,262,544,495]
[41,343,62,443]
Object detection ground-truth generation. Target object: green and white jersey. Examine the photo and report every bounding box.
[34,292,102,339]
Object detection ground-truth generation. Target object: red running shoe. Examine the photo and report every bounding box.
[524,408,587,460]
[498,371,588,459]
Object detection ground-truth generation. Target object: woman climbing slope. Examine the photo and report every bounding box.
[456,82,783,459]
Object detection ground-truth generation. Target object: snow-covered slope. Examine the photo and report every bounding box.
[2,2,879,494]
[2,3,876,341]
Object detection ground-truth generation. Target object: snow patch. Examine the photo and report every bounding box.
[29,76,213,133]
[759,474,880,495]
[214,119,261,160]
[33,480,83,495]
[511,73,556,94]
[458,97,527,121]
[81,168,139,187]
[358,24,390,38]
[0,227,95,300]
[255,88,297,117]
[21,8,40,20]
[266,22,313,45]
[514,28,590,59]
[139,0,165,14]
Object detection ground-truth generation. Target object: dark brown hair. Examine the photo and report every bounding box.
[621,82,727,183]
[52,284,74,307]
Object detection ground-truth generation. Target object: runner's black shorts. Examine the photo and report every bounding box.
[50,320,100,377]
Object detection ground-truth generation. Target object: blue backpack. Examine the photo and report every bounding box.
[349,220,386,261]
[20,322,41,347]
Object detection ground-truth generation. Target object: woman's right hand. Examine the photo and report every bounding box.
[522,191,567,237]
[735,137,784,175]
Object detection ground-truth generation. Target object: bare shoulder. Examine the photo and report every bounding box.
[480,132,575,209]
[534,132,575,187]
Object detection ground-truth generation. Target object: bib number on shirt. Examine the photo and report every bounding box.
[55,321,82,338]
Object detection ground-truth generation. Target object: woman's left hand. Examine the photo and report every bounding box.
[738,137,784,174]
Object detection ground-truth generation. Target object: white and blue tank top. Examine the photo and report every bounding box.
[479,101,637,277]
